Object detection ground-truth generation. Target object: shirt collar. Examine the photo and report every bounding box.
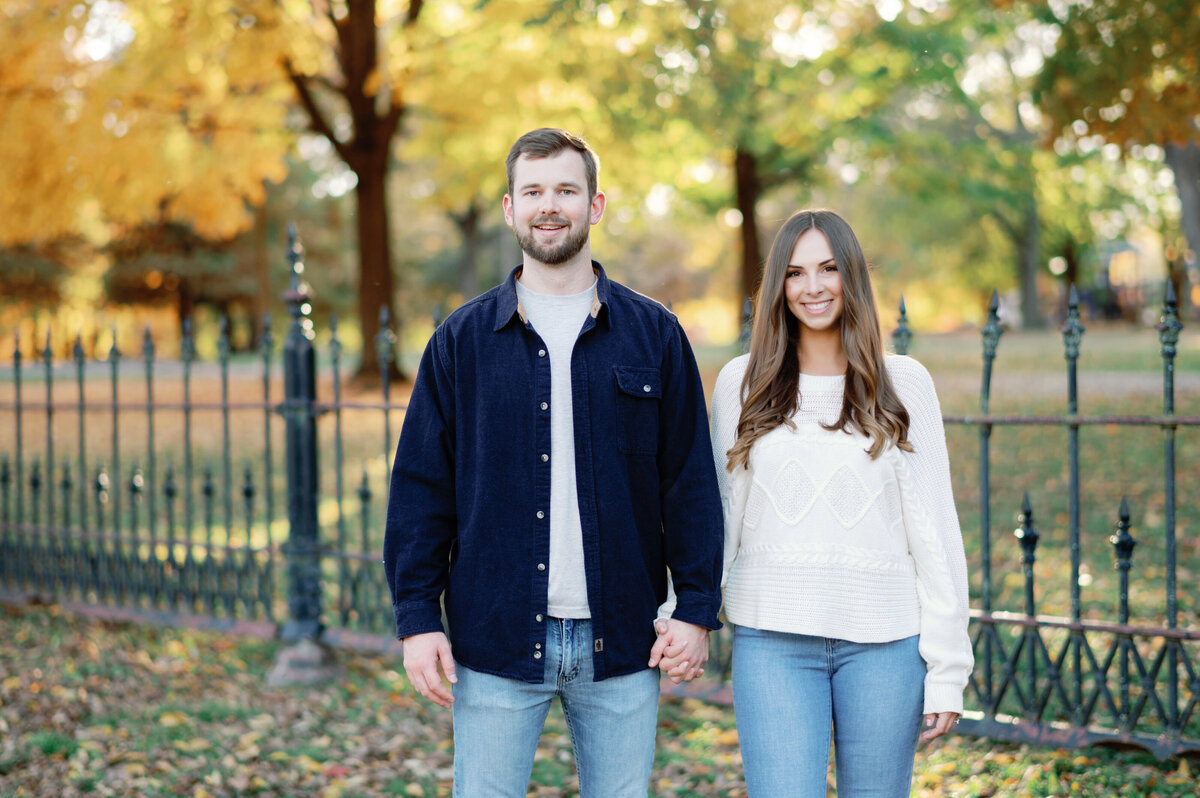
[493,262,610,331]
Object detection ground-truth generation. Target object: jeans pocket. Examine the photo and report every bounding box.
[613,366,660,456]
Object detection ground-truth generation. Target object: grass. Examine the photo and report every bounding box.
[0,603,1196,798]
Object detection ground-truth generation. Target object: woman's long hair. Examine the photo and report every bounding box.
[726,209,912,471]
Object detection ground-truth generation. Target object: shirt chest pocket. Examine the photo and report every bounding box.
[613,366,661,456]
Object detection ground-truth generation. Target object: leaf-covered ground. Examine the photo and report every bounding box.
[0,604,1195,797]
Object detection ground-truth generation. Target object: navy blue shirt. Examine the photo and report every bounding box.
[384,263,723,682]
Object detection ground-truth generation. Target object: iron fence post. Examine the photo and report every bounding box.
[1110,497,1136,731]
[1157,280,1183,734]
[1015,493,1040,708]
[1060,284,1085,723]
[978,290,1003,710]
[280,224,324,642]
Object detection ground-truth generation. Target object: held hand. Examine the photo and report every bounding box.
[920,711,959,743]
[648,619,709,684]
[402,631,457,708]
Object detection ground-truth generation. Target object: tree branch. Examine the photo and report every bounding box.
[406,0,424,27]
[284,59,354,166]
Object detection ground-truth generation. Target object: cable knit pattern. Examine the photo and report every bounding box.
[711,353,974,714]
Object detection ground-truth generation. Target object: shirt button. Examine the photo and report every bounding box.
[541,453,549,462]
[538,349,547,357]
[643,384,651,392]
[536,614,544,622]
[540,402,548,410]
[537,563,546,571]
[535,643,542,649]
[536,510,545,519]
[534,651,542,659]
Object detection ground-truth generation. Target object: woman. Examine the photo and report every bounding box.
[712,210,972,796]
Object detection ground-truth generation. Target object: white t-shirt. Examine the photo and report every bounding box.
[516,278,597,619]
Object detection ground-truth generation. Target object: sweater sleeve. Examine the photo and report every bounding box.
[889,356,974,715]
[711,356,752,592]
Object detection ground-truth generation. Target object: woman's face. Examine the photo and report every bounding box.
[784,228,843,334]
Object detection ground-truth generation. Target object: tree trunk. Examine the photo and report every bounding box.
[251,201,269,348]
[453,198,485,303]
[353,165,401,382]
[1164,140,1199,317]
[735,144,764,307]
[1018,195,1044,329]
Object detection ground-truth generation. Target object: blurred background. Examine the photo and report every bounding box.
[2,0,1197,377]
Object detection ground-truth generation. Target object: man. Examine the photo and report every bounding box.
[383,128,723,797]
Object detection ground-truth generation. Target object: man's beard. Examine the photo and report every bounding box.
[515,217,589,265]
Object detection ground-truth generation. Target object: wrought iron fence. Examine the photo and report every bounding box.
[0,231,1196,758]
[889,286,1199,759]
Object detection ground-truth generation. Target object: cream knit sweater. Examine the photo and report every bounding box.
[711,353,973,715]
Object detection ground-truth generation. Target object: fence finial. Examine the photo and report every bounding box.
[982,289,1003,360]
[1061,284,1084,361]
[891,295,912,356]
[142,325,155,362]
[1015,493,1039,560]
[1158,279,1183,360]
[1111,497,1136,571]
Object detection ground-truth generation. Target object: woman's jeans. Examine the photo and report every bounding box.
[451,618,660,797]
[732,626,926,798]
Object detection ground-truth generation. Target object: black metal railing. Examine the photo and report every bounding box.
[1,232,1196,758]
[888,286,1198,759]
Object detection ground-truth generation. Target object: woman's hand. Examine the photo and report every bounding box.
[920,711,959,743]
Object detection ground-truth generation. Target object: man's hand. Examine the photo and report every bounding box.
[402,631,457,708]
[648,619,709,684]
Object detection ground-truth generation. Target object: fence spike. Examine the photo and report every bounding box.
[1061,286,1085,361]
[1111,497,1136,569]
[358,465,372,504]
[981,290,1004,364]
[181,317,195,363]
[891,294,912,356]
[164,462,177,500]
[260,312,274,355]
[1015,494,1039,556]
[1158,281,1183,361]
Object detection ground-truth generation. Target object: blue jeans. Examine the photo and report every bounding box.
[732,626,925,798]
[452,618,660,797]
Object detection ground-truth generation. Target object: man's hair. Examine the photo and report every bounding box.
[505,128,600,199]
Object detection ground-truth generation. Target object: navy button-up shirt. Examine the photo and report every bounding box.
[384,263,723,682]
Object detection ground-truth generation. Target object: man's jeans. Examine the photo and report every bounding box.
[452,618,660,797]
[732,626,926,798]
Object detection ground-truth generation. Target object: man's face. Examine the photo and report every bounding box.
[503,150,605,266]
